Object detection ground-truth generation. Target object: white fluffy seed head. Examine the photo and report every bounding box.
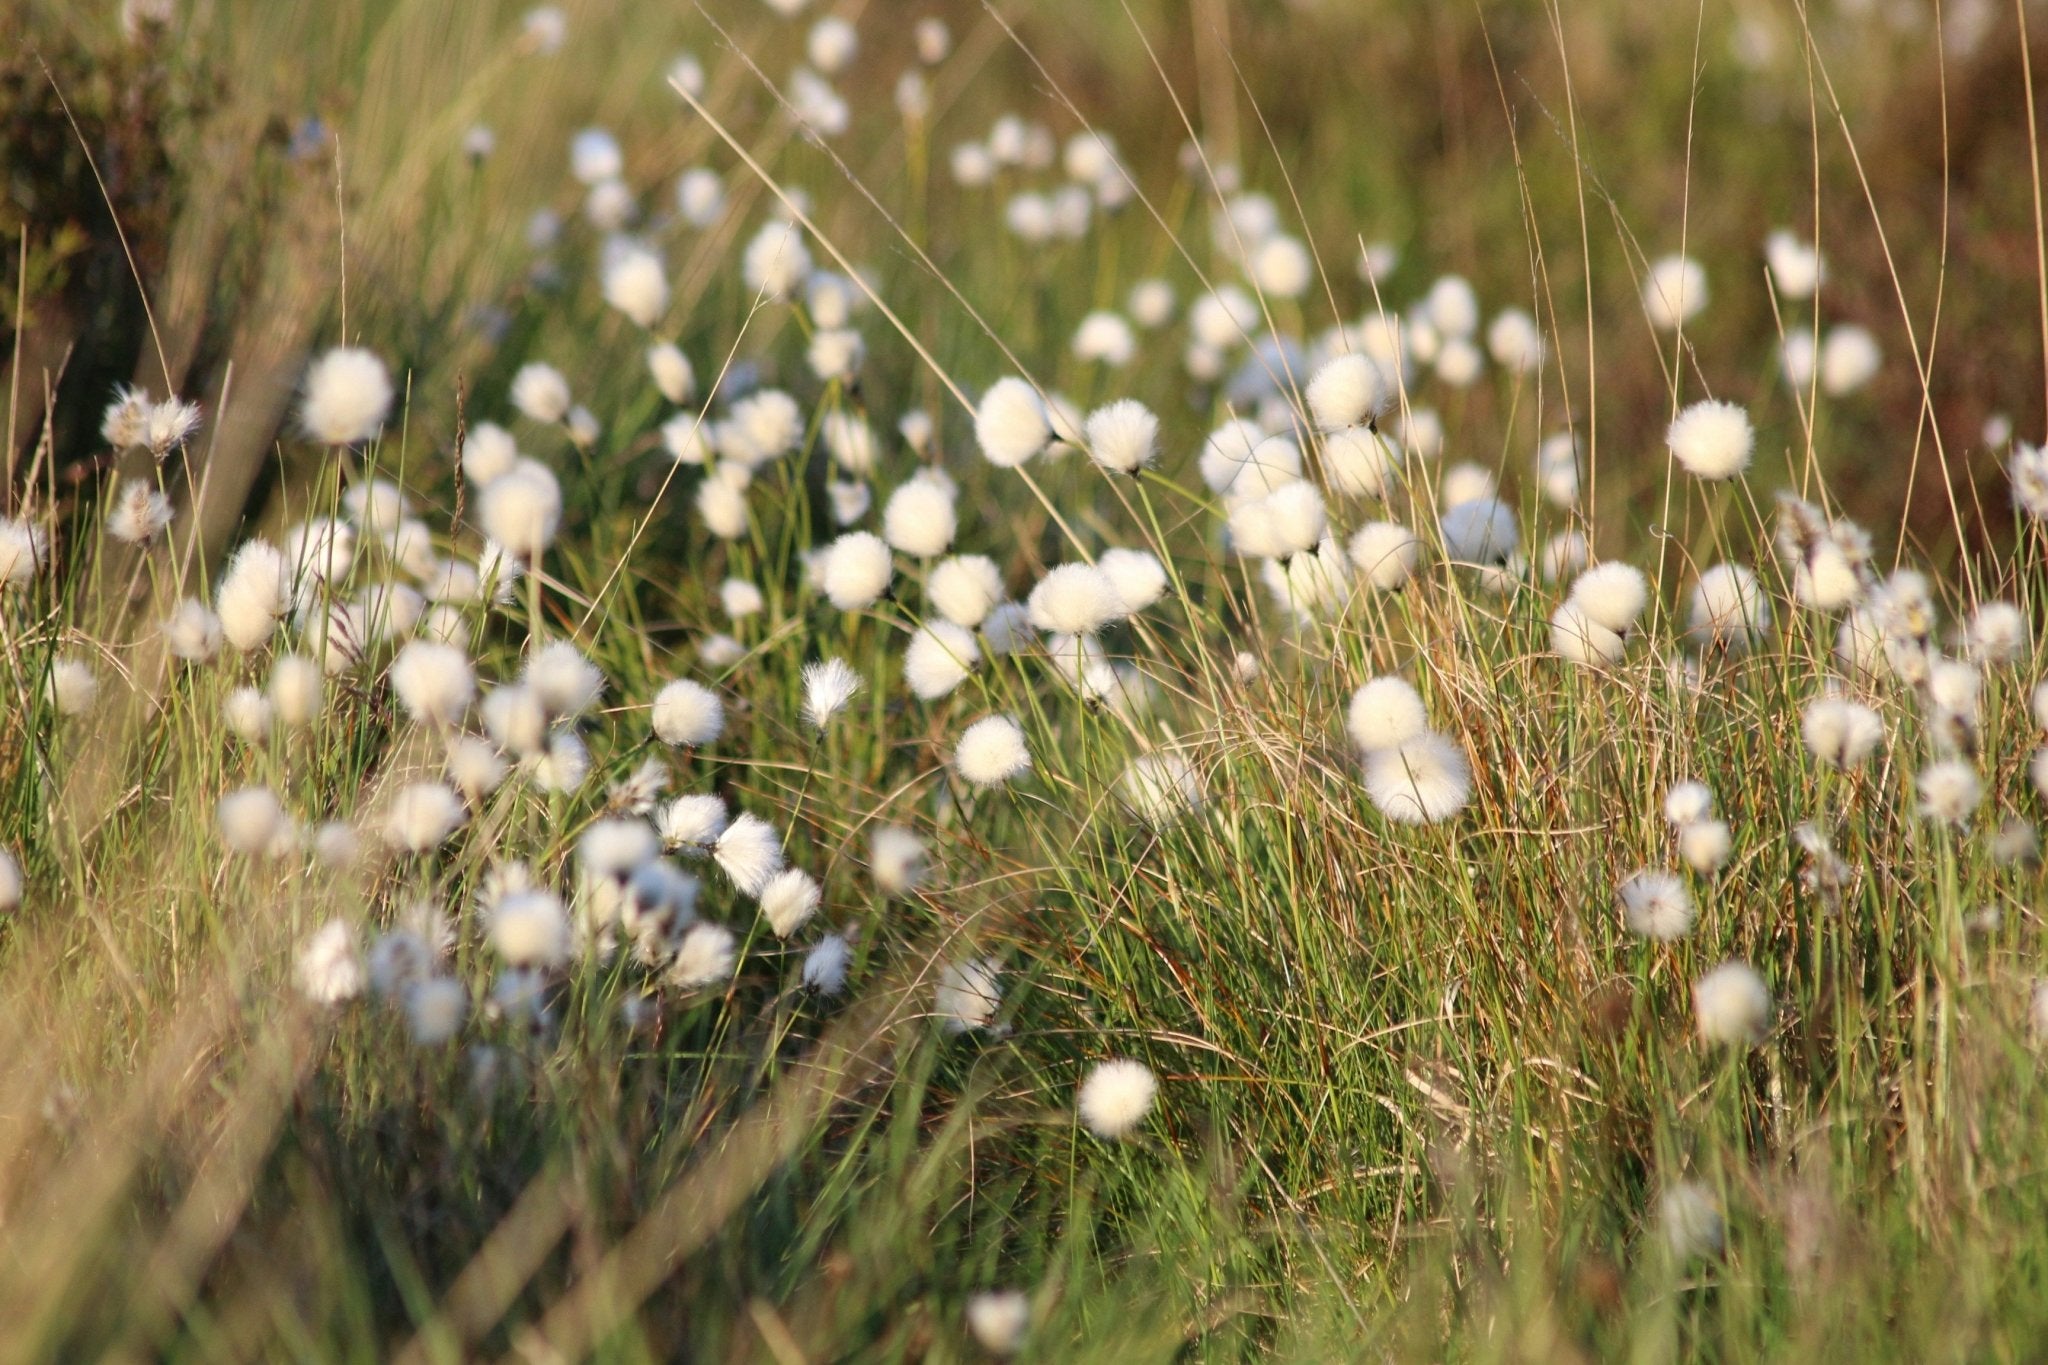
[1550,602,1626,667]
[714,812,784,894]
[389,641,475,728]
[974,377,1051,468]
[601,242,670,327]
[0,847,18,911]
[1027,563,1126,635]
[1362,732,1472,825]
[801,657,863,730]
[1077,1058,1157,1138]
[742,219,812,299]
[954,714,1031,788]
[803,934,853,995]
[1439,497,1519,566]
[965,1291,1029,1357]
[48,658,98,717]
[904,621,980,700]
[657,792,730,853]
[1346,677,1427,752]
[222,686,275,743]
[524,641,605,719]
[481,684,549,757]
[1073,310,1137,366]
[929,555,1005,628]
[1917,760,1981,825]
[1348,522,1420,590]
[870,824,929,895]
[300,347,394,445]
[1801,696,1884,769]
[105,478,174,544]
[646,342,695,404]
[216,540,290,651]
[1322,426,1399,498]
[477,463,563,560]
[490,889,569,968]
[509,362,572,424]
[1643,254,1707,330]
[1694,961,1771,1045]
[1664,781,1715,827]
[1083,398,1158,474]
[1619,868,1694,940]
[1667,400,1755,481]
[269,654,324,727]
[1305,353,1390,431]
[822,531,894,610]
[1568,562,1650,634]
[882,478,957,557]
[382,782,467,853]
[757,867,822,937]
[1679,820,1732,875]
[1098,547,1168,614]
[935,956,1001,1031]
[1119,752,1204,825]
[218,785,287,855]
[651,679,724,747]
[1687,563,1772,653]
[0,518,45,589]
[163,598,223,662]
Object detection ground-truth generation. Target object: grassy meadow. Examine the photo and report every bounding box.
[4,0,2048,1359]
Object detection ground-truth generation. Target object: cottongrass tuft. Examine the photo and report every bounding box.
[382,782,467,853]
[870,825,929,895]
[954,714,1032,789]
[1693,961,1771,1045]
[1659,1180,1726,1259]
[934,956,1002,1032]
[1362,734,1471,825]
[1619,869,1694,940]
[713,813,784,895]
[300,346,393,445]
[1026,563,1126,635]
[1083,398,1159,475]
[651,679,725,747]
[802,934,852,995]
[295,920,365,1005]
[903,622,981,700]
[1346,677,1427,752]
[1119,753,1205,826]
[973,377,1051,468]
[1801,695,1885,769]
[1077,1057,1158,1139]
[1687,563,1772,653]
[1666,399,1754,481]
[0,847,19,911]
[658,793,729,853]
[801,657,863,730]
[389,641,475,728]
[821,531,894,610]
[490,889,570,969]
[218,786,287,856]
[964,1290,1030,1357]
[757,868,821,938]
[1916,760,1981,826]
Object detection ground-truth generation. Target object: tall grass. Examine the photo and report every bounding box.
[3,0,2047,1360]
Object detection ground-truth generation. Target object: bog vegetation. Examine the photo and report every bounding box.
[4,0,2048,1359]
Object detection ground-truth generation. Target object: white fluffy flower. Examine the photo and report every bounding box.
[300,347,393,445]
[1073,311,1136,366]
[1098,547,1167,614]
[742,220,812,300]
[1679,820,1732,875]
[1027,563,1125,635]
[1083,399,1157,474]
[602,242,670,327]
[1568,562,1650,634]
[47,658,98,716]
[105,478,174,544]
[217,785,287,856]
[651,679,724,747]
[389,641,474,727]
[490,889,569,968]
[714,812,784,894]
[802,657,863,730]
[270,654,324,726]
[1362,733,1471,825]
[1765,229,1824,299]
[1305,354,1389,432]
[1439,497,1518,565]
[1120,753,1203,825]
[1323,427,1399,499]
[870,824,928,895]
[803,934,852,995]
[477,463,563,559]
[929,555,1005,628]
[757,867,822,938]
[882,479,957,557]
[1619,868,1693,940]
[1667,400,1754,481]
[934,956,1001,1032]
[965,1291,1029,1357]
[215,540,290,651]
[1643,254,1707,330]
[821,531,893,610]
[1550,602,1625,667]
[657,793,729,853]
[1801,696,1884,769]
[1916,760,1981,825]
[404,977,467,1046]
[1687,563,1772,653]
[569,127,622,183]
[1348,522,1420,590]
[382,782,466,853]
[1693,961,1771,1045]
[1077,1058,1157,1138]
[1664,781,1714,827]
[1346,677,1427,752]
[646,342,696,404]
[954,714,1031,788]
[974,378,1051,468]
[296,919,365,1005]
[509,362,572,424]
[1820,324,1881,396]
[524,640,605,718]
